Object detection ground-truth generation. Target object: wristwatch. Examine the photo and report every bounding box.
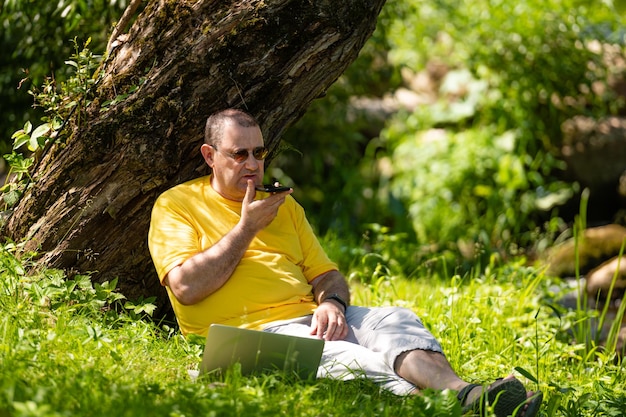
[322,293,348,312]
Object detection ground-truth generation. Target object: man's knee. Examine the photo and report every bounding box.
[383,306,425,327]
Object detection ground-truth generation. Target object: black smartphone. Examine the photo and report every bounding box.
[255,184,292,193]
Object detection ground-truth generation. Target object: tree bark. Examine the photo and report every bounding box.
[1,0,386,314]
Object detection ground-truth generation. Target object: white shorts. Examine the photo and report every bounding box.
[263,306,443,395]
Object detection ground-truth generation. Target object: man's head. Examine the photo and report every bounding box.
[201,109,266,201]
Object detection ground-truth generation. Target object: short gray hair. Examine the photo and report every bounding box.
[204,109,259,145]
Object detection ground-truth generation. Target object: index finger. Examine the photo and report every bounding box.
[309,313,325,339]
[244,180,256,203]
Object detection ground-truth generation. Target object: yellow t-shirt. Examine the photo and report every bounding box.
[148,176,338,336]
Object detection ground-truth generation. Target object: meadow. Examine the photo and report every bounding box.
[1,234,625,417]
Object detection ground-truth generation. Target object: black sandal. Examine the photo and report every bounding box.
[457,378,532,417]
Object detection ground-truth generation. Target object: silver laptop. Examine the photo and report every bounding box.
[200,324,324,379]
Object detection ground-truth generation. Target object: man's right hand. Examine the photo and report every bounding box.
[240,180,292,233]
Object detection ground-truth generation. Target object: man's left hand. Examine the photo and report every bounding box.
[310,302,348,341]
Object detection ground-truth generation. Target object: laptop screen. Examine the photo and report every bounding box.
[200,324,324,379]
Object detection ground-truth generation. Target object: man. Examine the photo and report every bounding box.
[148,108,542,416]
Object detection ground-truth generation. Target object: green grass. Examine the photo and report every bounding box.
[1,240,625,417]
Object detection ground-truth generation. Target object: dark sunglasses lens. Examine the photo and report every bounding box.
[232,150,249,163]
[253,147,269,160]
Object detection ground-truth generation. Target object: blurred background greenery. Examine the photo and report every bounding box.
[2,0,626,275]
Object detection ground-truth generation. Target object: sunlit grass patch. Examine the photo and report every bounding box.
[1,238,626,416]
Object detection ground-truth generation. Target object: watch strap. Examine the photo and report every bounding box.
[323,293,348,312]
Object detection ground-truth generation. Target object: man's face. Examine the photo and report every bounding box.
[203,121,265,201]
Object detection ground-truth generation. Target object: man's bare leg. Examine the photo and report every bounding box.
[394,349,468,392]
[395,349,538,413]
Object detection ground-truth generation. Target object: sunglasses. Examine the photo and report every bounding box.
[211,145,269,163]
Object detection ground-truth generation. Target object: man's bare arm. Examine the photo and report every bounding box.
[309,270,351,340]
[164,221,258,305]
[310,270,351,309]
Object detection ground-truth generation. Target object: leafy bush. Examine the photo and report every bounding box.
[0,0,127,153]
[383,117,572,257]
[373,0,624,259]
[383,0,623,150]
[1,40,103,212]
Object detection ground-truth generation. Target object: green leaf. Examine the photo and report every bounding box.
[28,123,51,151]
[11,129,24,140]
[12,133,31,150]
[31,123,50,139]
[3,189,22,207]
[514,366,538,383]
[4,153,34,173]
[28,137,39,152]
[51,117,63,130]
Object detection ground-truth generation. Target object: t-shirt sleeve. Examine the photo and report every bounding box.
[148,192,201,283]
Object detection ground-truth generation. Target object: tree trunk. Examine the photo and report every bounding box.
[1,0,386,315]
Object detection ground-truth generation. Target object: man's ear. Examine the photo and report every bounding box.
[200,144,214,168]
